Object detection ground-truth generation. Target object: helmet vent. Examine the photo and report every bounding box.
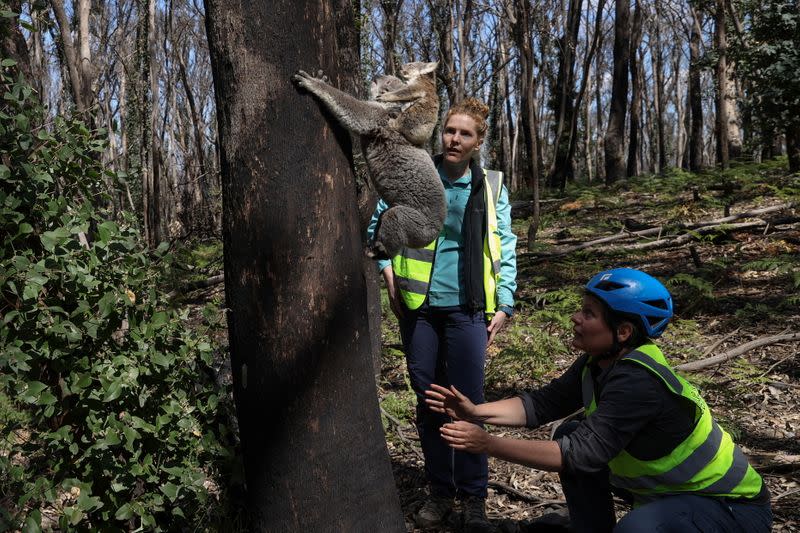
[645,315,664,327]
[595,280,626,291]
[643,299,669,310]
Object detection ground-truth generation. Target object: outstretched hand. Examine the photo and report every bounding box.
[424,384,477,421]
[440,421,490,454]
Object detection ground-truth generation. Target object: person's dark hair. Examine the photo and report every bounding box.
[585,291,651,353]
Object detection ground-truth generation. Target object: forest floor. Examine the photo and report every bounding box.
[374,160,800,532]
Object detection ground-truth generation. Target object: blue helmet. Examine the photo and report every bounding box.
[585,268,673,338]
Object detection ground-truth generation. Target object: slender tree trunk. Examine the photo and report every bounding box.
[714,0,729,168]
[51,0,87,112]
[379,0,404,76]
[547,0,583,190]
[786,124,800,173]
[0,1,32,83]
[689,6,704,171]
[204,0,404,529]
[604,0,631,183]
[627,0,643,178]
[652,0,666,172]
[508,0,541,247]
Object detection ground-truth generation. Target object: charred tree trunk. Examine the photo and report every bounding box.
[786,124,800,173]
[507,0,541,247]
[604,0,631,183]
[627,0,643,178]
[204,0,404,530]
[714,0,729,168]
[379,0,404,76]
[688,6,704,171]
[547,0,583,191]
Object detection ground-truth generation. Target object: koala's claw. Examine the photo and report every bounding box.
[291,69,328,87]
[365,242,391,261]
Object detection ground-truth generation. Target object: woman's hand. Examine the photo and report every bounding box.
[486,310,508,345]
[424,384,477,421]
[440,421,490,454]
[381,267,404,319]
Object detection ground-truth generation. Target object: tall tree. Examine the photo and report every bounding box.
[626,0,643,178]
[714,0,730,168]
[507,0,541,247]
[603,0,630,183]
[688,4,704,171]
[547,0,583,190]
[204,0,404,529]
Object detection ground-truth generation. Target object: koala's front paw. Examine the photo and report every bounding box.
[291,69,328,88]
[366,242,391,260]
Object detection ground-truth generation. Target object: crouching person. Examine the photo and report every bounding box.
[425,268,772,532]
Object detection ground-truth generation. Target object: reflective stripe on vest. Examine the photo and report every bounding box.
[392,169,504,312]
[581,344,763,500]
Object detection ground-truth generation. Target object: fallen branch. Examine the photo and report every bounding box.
[532,202,796,257]
[488,479,566,508]
[675,332,800,372]
[167,273,225,300]
[380,406,423,461]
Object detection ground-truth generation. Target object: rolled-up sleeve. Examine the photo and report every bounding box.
[557,364,664,474]
[518,354,587,428]
[366,199,391,272]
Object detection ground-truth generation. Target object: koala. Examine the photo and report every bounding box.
[374,62,439,146]
[291,62,445,260]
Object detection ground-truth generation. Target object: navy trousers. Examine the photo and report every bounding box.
[553,421,773,533]
[400,305,489,498]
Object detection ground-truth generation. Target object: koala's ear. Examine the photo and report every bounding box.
[422,62,439,74]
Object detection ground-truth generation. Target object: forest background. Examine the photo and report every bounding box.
[1,0,798,530]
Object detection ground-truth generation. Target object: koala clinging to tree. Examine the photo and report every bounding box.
[291,61,444,259]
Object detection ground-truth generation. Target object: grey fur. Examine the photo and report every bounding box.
[292,63,444,259]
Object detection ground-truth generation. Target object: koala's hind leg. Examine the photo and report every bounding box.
[367,205,439,259]
[292,70,387,135]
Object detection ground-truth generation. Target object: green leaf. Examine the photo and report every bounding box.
[23,510,42,533]
[102,380,123,402]
[1,58,17,67]
[160,482,179,502]
[115,503,133,520]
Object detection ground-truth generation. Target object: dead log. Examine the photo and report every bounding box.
[167,273,225,300]
[536,202,795,257]
[675,332,800,372]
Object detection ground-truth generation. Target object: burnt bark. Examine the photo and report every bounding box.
[204,0,404,530]
[604,0,630,183]
[626,0,643,178]
[714,0,729,168]
[688,6,704,171]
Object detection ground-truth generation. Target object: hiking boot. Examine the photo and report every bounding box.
[463,496,495,533]
[415,494,454,529]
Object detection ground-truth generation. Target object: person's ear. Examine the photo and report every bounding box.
[617,322,633,343]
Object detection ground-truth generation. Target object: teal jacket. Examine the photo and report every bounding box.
[366,166,517,309]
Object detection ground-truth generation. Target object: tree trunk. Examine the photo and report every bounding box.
[652,0,666,172]
[627,0,643,178]
[714,0,729,168]
[51,0,88,113]
[604,0,631,183]
[204,0,404,530]
[786,124,800,173]
[0,1,32,83]
[379,0,404,76]
[688,5,704,171]
[507,0,541,247]
[547,0,583,190]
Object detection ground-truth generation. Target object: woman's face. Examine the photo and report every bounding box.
[571,295,615,356]
[442,113,482,165]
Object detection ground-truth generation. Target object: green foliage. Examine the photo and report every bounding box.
[667,273,715,315]
[486,323,562,389]
[735,0,800,133]
[0,64,235,529]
